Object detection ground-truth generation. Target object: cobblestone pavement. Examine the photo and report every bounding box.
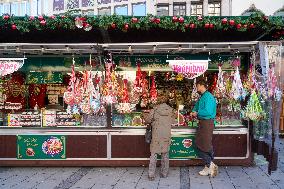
[0,139,284,189]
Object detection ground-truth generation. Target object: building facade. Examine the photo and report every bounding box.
[0,0,232,16]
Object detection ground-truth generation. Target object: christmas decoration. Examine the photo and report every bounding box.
[242,90,265,121]
[150,76,158,104]
[63,58,83,112]
[191,78,199,101]
[230,66,245,100]
[101,54,118,104]
[0,13,281,39]
[214,66,225,98]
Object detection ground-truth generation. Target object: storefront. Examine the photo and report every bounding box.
[0,14,283,170]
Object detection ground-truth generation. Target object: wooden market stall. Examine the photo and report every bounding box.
[0,14,283,171]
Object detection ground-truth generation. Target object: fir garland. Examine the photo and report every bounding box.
[0,13,283,39]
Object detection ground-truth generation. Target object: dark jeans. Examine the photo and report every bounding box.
[197,147,214,167]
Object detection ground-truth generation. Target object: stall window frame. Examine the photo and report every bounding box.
[132,2,146,16]
[190,2,203,16]
[156,3,169,16]
[173,2,186,16]
[208,0,221,16]
[98,6,111,15]
[114,4,128,16]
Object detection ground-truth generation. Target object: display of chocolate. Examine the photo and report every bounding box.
[56,111,80,126]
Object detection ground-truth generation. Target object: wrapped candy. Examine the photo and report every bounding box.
[230,67,245,100]
[214,66,226,98]
[191,78,199,101]
[150,76,158,104]
[242,91,265,121]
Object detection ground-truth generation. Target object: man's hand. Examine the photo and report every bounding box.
[190,112,197,117]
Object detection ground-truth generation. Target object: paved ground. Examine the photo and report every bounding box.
[0,139,284,189]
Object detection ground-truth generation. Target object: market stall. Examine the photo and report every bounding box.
[0,14,283,170]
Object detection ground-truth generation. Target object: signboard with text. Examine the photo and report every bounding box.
[17,135,66,159]
[169,134,197,159]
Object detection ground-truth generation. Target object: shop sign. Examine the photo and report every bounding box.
[167,60,209,79]
[169,134,197,159]
[17,135,66,159]
[0,58,26,77]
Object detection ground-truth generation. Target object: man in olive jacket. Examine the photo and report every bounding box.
[190,79,218,177]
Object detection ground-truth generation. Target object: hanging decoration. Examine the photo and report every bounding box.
[101,54,118,104]
[140,74,149,107]
[242,90,265,121]
[191,78,199,101]
[267,63,282,101]
[63,58,83,113]
[230,58,245,100]
[214,65,226,98]
[150,76,158,104]
[115,79,136,114]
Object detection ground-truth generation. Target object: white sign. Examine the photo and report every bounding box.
[167,60,209,79]
[0,58,26,76]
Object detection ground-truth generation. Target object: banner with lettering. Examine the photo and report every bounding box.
[17,135,66,159]
[0,58,25,76]
[167,60,209,79]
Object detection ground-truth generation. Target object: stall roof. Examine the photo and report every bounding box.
[0,42,258,56]
[0,14,283,44]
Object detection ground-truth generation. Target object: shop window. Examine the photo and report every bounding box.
[26,2,30,15]
[11,3,18,16]
[20,2,26,16]
[173,3,186,16]
[82,0,94,7]
[67,0,79,10]
[132,2,146,16]
[98,7,111,15]
[82,9,94,15]
[191,2,203,16]
[157,4,169,16]
[43,0,49,15]
[97,0,111,5]
[208,1,221,16]
[3,4,10,14]
[53,0,64,11]
[115,5,128,16]
[114,0,128,2]
[0,4,3,15]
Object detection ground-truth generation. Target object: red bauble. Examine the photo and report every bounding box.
[204,23,210,28]
[249,23,255,28]
[209,23,214,28]
[124,23,129,30]
[179,17,184,23]
[131,17,138,23]
[38,15,44,21]
[197,16,203,21]
[3,15,10,20]
[222,18,228,24]
[236,24,242,29]
[111,23,116,29]
[50,15,56,19]
[172,16,178,22]
[40,20,46,26]
[61,15,66,19]
[229,20,235,26]
[11,24,17,30]
[190,23,196,29]
[155,18,161,24]
[29,16,35,21]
